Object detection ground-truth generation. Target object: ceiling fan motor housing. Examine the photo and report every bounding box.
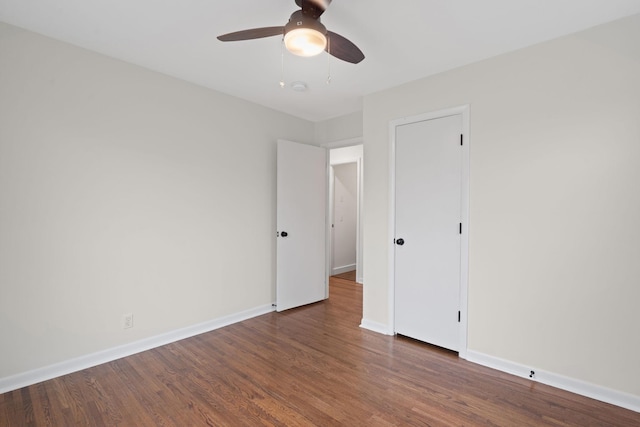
[285,10,327,36]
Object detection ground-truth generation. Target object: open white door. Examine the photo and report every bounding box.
[276,140,327,312]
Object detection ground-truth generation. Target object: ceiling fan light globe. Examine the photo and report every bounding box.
[284,28,327,57]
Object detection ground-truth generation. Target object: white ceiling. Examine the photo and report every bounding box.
[1,0,640,122]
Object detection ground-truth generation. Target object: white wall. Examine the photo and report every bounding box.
[0,22,314,380]
[315,111,363,145]
[362,13,640,400]
[331,163,357,274]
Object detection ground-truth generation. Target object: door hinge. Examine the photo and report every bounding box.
[460,134,463,146]
[459,223,462,234]
[458,311,461,322]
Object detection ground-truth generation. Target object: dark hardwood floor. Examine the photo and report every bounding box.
[332,270,356,282]
[2,276,639,426]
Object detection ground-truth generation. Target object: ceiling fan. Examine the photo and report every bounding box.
[217,0,365,64]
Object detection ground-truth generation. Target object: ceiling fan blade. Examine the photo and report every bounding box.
[296,0,332,18]
[326,31,365,64]
[217,26,284,42]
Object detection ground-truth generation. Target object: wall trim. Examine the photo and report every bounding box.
[0,303,275,394]
[466,350,640,413]
[360,318,393,335]
[332,264,357,275]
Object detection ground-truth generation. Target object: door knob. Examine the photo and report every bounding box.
[281,231,288,237]
[396,238,405,246]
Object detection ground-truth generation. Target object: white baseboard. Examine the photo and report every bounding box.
[331,264,356,275]
[360,318,392,335]
[466,350,640,413]
[6,311,636,414]
[0,303,275,394]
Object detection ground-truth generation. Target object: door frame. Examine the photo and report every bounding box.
[388,106,470,358]
[322,138,363,286]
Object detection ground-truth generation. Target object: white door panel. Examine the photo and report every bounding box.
[394,115,462,351]
[276,140,327,312]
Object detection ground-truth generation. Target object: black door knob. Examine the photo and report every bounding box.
[396,238,405,246]
[281,231,288,237]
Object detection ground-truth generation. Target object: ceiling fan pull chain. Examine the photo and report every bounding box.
[280,36,286,88]
[327,34,332,84]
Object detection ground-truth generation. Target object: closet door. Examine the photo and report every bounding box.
[394,114,462,351]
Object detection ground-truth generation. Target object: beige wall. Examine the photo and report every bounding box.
[3,11,640,403]
[362,14,640,397]
[0,22,314,378]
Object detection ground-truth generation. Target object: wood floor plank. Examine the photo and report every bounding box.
[1,277,639,426]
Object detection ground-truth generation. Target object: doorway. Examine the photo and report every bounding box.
[276,139,363,312]
[328,144,363,284]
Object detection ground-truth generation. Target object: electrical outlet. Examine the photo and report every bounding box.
[123,313,133,329]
